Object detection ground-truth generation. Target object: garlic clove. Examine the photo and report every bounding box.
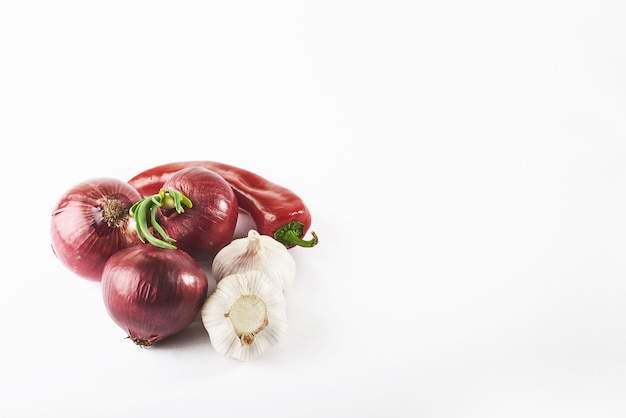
[212,229,297,295]
[201,269,287,361]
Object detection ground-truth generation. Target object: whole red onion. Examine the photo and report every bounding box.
[50,178,142,281]
[131,166,239,260]
[101,245,210,347]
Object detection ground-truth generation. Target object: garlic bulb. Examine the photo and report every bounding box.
[201,270,287,361]
[212,229,297,295]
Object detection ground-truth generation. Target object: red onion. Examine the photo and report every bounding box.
[101,245,210,347]
[130,166,239,260]
[50,178,142,281]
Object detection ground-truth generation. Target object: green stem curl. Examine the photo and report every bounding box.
[129,188,193,250]
[274,221,318,248]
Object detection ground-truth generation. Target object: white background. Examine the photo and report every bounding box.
[1,1,626,417]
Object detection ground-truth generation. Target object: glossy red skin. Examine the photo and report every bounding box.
[128,161,312,240]
[155,166,238,260]
[50,178,142,281]
[102,245,209,346]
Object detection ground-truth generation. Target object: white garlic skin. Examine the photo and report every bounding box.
[212,229,296,295]
[201,269,288,361]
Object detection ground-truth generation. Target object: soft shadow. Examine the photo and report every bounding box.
[150,320,210,350]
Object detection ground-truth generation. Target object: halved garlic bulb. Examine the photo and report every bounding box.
[201,269,287,361]
[212,229,297,295]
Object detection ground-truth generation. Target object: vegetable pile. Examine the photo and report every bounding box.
[50,161,317,361]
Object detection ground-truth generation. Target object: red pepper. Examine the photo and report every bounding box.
[128,161,318,248]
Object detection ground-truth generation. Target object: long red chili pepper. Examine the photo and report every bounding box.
[128,161,318,248]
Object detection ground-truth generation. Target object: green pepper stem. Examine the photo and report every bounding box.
[274,220,318,248]
[129,188,192,250]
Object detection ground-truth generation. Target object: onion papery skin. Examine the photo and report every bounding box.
[155,166,238,260]
[101,245,210,347]
[50,178,142,281]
